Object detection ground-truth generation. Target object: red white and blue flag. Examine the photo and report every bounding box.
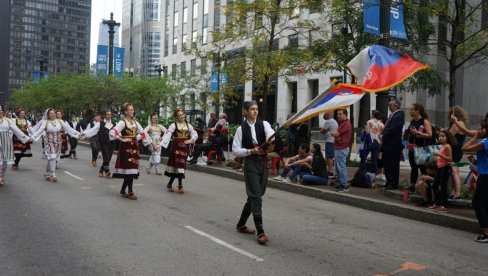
[284,45,429,126]
[347,45,430,92]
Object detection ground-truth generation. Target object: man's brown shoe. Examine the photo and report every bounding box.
[257,234,269,245]
[236,226,256,234]
[127,192,138,200]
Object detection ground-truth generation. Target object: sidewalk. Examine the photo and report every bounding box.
[80,141,480,233]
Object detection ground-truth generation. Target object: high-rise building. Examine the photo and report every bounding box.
[122,0,162,77]
[0,0,92,106]
[98,22,120,47]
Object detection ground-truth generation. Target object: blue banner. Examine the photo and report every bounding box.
[33,71,49,83]
[390,0,407,40]
[210,71,228,93]
[363,0,407,40]
[210,71,219,93]
[114,47,125,78]
[96,45,108,75]
[363,0,380,36]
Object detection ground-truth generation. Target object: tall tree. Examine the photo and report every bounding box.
[188,0,319,121]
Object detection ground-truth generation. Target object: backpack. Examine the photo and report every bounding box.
[351,166,368,188]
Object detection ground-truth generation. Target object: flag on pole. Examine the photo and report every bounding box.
[286,84,365,125]
[346,45,430,92]
[281,45,429,127]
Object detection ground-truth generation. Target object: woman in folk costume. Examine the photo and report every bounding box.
[56,110,70,159]
[32,108,81,182]
[0,109,31,186]
[162,108,198,194]
[144,113,167,175]
[109,103,150,200]
[12,109,34,169]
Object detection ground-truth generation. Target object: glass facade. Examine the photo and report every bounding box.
[4,0,91,100]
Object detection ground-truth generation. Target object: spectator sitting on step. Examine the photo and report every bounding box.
[189,125,226,165]
[299,143,328,185]
[416,161,438,207]
[273,143,312,183]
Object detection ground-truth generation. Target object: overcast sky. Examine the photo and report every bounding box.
[90,0,123,64]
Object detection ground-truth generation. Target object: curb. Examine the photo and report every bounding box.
[78,141,480,233]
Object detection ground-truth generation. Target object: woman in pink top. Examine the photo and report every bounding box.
[429,130,457,212]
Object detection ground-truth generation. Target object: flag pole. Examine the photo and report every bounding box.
[260,80,339,148]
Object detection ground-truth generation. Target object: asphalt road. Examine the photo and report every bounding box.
[1,143,487,275]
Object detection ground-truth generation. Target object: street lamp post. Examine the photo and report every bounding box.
[155,64,164,78]
[37,57,47,79]
[376,0,392,117]
[103,13,120,75]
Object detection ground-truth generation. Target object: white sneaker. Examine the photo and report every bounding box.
[283,178,292,183]
[377,174,386,182]
[273,176,284,181]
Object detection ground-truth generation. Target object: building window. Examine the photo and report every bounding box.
[190,59,196,76]
[181,61,186,77]
[172,63,177,79]
[290,0,300,18]
[214,0,220,31]
[193,2,198,19]
[183,7,188,23]
[173,37,178,54]
[289,33,299,47]
[145,0,160,21]
[174,11,179,27]
[203,0,209,14]
[201,57,207,74]
[255,12,263,29]
[192,30,198,43]
[202,28,208,44]
[290,82,297,113]
[182,34,188,49]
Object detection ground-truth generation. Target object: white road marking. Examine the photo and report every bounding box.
[64,171,84,181]
[184,225,264,262]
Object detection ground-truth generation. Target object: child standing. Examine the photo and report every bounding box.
[429,130,457,212]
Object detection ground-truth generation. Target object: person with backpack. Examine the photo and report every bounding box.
[407,103,433,193]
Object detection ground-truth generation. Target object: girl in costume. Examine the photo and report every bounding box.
[109,103,150,200]
[0,109,31,185]
[162,108,198,194]
[144,113,167,175]
[32,109,81,182]
[12,109,34,169]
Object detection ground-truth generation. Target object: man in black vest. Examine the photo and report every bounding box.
[83,110,115,176]
[67,114,81,159]
[232,101,275,245]
[87,113,101,167]
[98,110,115,177]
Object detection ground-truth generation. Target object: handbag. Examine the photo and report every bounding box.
[414,144,442,165]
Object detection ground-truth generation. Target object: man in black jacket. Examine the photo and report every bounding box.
[380,98,405,190]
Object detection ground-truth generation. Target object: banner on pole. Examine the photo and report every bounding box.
[114,47,125,78]
[363,0,407,40]
[96,45,108,75]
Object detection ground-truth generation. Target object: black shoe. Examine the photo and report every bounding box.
[416,200,430,207]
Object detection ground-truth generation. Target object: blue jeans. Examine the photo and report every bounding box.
[301,174,328,185]
[335,148,350,189]
[281,165,310,180]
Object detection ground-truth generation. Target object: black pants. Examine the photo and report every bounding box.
[408,150,426,184]
[190,143,213,162]
[68,137,78,157]
[90,136,100,162]
[237,157,268,235]
[473,175,488,229]
[433,165,451,206]
[383,151,402,188]
[99,141,114,173]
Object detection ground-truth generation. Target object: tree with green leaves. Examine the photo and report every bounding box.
[187,0,321,121]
